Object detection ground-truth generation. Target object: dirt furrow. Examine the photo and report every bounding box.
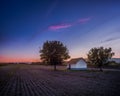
[0,65,120,96]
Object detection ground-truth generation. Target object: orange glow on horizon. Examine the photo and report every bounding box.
[0,54,119,63]
[0,49,119,63]
[0,56,40,63]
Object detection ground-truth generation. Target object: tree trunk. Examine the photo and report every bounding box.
[54,64,57,71]
[99,66,103,72]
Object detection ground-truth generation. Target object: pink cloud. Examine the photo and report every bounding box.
[48,23,72,30]
[78,17,91,24]
[48,17,92,31]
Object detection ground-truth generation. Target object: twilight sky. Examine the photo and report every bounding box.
[0,0,120,63]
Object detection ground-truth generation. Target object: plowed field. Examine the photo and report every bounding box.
[0,64,120,96]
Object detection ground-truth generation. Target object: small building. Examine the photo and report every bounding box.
[67,58,87,70]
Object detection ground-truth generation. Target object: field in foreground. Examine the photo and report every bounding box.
[0,64,120,96]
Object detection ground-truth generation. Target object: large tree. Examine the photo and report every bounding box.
[87,47,114,71]
[40,40,70,71]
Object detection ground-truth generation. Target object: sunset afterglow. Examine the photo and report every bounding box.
[0,0,120,63]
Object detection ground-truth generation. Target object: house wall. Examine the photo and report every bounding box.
[76,60,87,68]
[67,59,87,69]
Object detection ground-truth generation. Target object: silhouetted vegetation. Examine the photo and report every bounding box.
[39,40,70,71]
[0,63,8,66]
[87,47,114,71]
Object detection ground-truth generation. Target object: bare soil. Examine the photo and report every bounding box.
[0,64,120,96]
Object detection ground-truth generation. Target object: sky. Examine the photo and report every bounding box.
[0,0,120,63]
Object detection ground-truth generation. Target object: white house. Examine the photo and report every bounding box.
[67,58,87,70]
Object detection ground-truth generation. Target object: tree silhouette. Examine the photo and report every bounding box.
[40,40,70,71]
[87,47,114,71]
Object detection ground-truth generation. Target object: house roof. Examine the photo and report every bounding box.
[68,58,86,64]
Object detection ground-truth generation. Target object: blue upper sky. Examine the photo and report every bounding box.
[0,0,120,62]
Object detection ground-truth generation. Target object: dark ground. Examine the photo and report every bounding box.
[0,64,120,96]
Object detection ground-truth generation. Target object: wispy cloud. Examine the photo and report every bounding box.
[45,0,59,18]
[78,17,91,24]
[102,36,120,43]
[29,17,92,42]
[48,23,72,30]
[48,17,92,31]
